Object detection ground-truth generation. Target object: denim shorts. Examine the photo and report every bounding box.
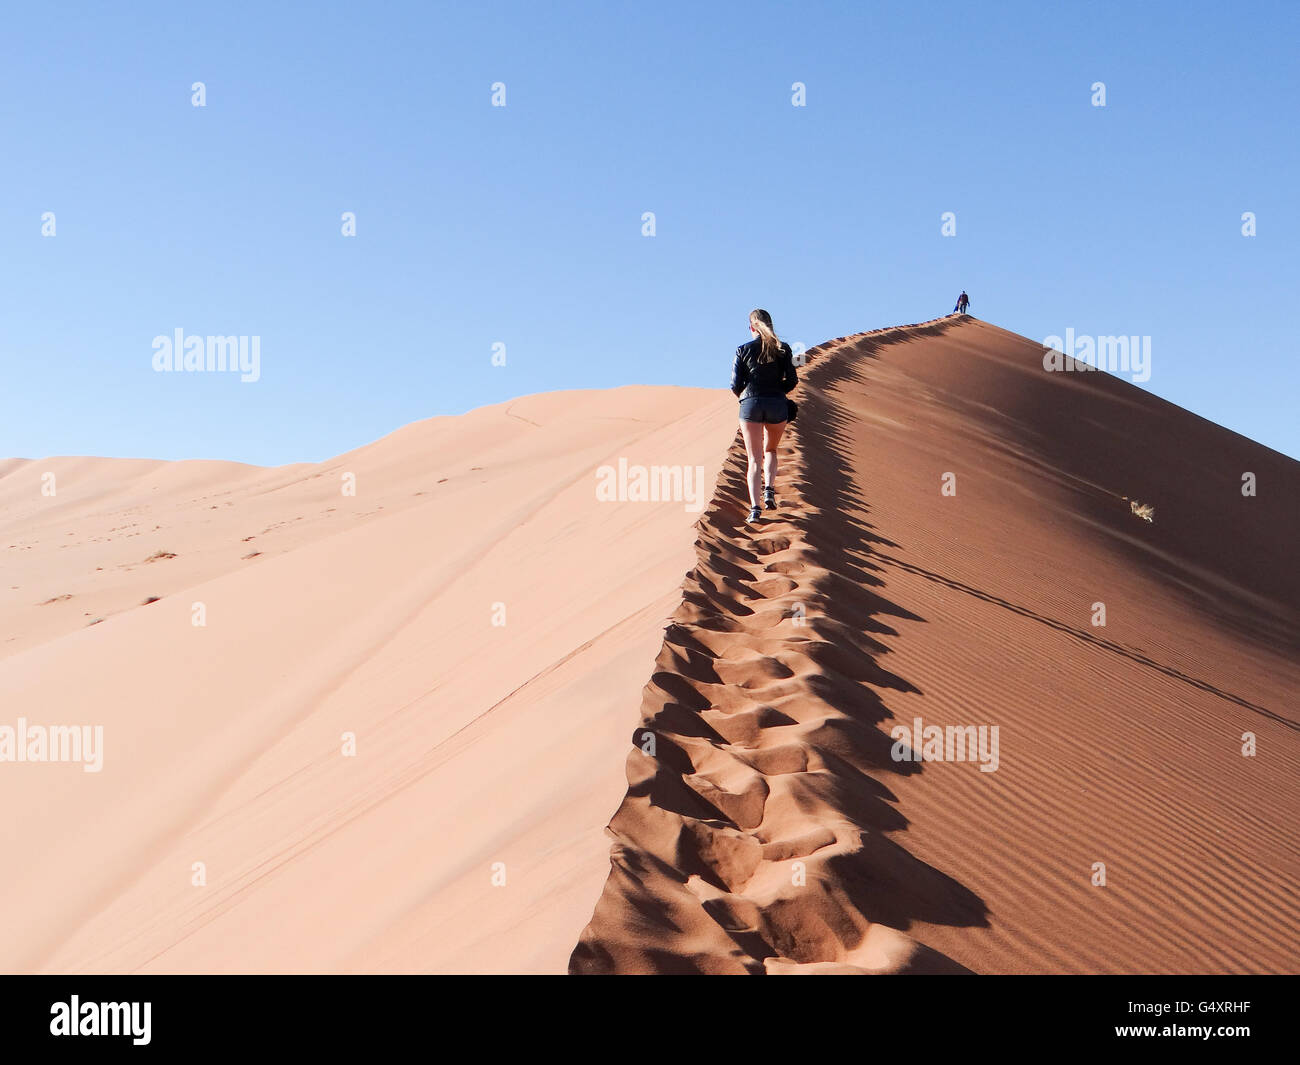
[739,395,788,424]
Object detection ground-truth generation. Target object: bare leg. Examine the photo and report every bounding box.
[740,419,764,508]
[763,422,786,491]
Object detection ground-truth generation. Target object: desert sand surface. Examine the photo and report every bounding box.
[571,316,1299,974]
[0,386,735,973]
[5,318,1297,975]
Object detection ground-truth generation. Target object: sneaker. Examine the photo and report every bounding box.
[747,504,762,523]
[763,487,776,510]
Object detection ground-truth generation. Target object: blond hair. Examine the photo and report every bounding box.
[749,308,784,363]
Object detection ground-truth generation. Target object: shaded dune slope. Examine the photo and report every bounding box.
[571,317,1299,974]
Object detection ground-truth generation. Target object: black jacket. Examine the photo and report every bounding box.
[730,339,797,400]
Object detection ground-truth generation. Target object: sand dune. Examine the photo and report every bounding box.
[5,318,1297,975]
[571,317,1299,974]
[0,386,735,973]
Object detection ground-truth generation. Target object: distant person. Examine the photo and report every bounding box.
[954,290,970,314]
[731,308,798,523]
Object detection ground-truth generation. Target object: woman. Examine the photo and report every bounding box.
[730,308,797,523]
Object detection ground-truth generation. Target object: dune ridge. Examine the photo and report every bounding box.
[571,316,1300,974]
[4,316,1296,974]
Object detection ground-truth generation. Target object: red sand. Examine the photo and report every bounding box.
[571,316,1299,974]
[3,318,1295,974]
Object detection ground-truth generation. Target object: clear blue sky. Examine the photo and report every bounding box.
[2,1,1296,464]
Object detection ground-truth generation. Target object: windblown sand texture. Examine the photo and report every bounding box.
[3,319,1296,974]
[571,316,1299,974]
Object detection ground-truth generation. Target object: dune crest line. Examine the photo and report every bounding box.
[569,318,979,974]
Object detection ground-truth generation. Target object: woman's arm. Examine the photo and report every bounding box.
[782,347,798,393]
[730,348,748,396]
